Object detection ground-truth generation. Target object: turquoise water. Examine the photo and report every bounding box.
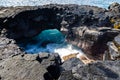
[24,29,84,61]
[34,29,65,44]
[24,29,65,53]
[0,0,120,9]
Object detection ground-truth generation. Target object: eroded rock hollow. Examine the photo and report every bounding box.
[0,3,120,80]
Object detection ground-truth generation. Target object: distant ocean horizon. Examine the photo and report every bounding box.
[0,0,120,8]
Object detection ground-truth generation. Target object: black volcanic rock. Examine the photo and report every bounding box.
[0,4,113,40]
[106,34,120,60]
[0,54,51,80]
[114,34,120,45]
[67,27,119,59]
[59,60,120,80]
[0,37,23,60]
[58,70,77,80]
[108,2,120,13]
[61,58,84,71]
[72,61,120,80]
[0,52,62,80]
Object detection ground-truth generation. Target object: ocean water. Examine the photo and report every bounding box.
[23,29,84,61]
[0,0,120,8]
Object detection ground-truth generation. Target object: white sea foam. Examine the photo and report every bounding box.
[25,42,84,61]
[0,0,120,8]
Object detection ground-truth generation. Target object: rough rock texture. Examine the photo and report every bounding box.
[0,37,23,60]
[106,34,120,60]
[58,70,77,80]
[0,4,112,40]
[0,55,48,80]
[72,61,120,80]
[0,36,61,80]
[114,34,120,46]
[0,53,61,80]
[107,2,120,29]
[61,58,84,71]
[59,60,120,80]
[68,27,119,59]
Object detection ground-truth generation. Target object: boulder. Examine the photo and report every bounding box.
[72,61,120,80]
[61,57,84,71]
[40,53,61,79]
[108,2,120,13]
[0,52,62,80]
[58,71,77,80]
[0,37,23,60]
[114,34,120,45]
[0,54,51,80]
[107,42,119,60]
[106,34,120,60]
[59,61,120,80]
[67,27,119,60]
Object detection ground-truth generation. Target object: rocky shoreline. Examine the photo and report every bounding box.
[0,3,120,80]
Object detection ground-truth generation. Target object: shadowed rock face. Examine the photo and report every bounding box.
[0,4,113,39]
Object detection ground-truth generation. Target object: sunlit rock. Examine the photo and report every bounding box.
[107,42,119,60]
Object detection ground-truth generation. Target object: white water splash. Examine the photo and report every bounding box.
[25,42,84,61]
[47,43,84,61]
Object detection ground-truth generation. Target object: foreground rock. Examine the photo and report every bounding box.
[0,36,61,80]
[0,55,48,80]
[61,58,84,71]
[0,37,23,60]
[59,60,120,80]
[106,34,120,60]
[0,53,61,80]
